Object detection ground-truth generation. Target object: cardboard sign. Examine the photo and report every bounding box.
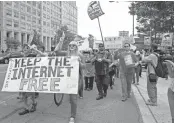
[161,33,173,47]
[2,57,79,94]
[87,1,104,20]
[124,55,133,66]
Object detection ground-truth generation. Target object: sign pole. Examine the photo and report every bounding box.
[97,17,104,44]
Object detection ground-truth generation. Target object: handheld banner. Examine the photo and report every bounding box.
[1,57,79,94]
[87,1,104,20]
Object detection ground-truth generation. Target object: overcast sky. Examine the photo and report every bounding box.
[76,1,137,40]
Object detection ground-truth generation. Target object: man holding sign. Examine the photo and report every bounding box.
[114,43,138,102]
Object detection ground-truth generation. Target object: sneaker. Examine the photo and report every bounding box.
[69,117,75,123]
[87,88,90,91]
[30,102,37,112]
[121,97,127,102]
[84,88,87,91]
[79,96,83,99]
[19,108,29,115]
[145,101,157,106]
[136,83,139,85]
[110,86,113,89]
[103,93,107,97]
[96,95,103,100]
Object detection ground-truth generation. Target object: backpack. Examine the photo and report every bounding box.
[153,53,166,78]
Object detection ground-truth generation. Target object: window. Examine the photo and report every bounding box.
[21,22,26,29]
[47,8,50,13]
[32,9,36,15]
[37,19,41,24]
[14,11,19,18]
[26,24,31,30]
[32,1,36,6]
[21,14,25,20]
[47,22,50,27]
[47,15,50,19]
[43,6,46,11]
[37,10,41,16]
[6,19,12,27]
[27,16,31,22]
[14,21,19,28]
[43,13,46,18]
[20,4,25,12]
[6,9,12,16]
[37,3,41,9]
[27,1,31,4]
[43,21,46,26]
[27,6,31,13]
[6,1,12,6]
[32,17,36,23]
[14,1,19,8]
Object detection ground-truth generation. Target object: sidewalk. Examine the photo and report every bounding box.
[132,71,172,123]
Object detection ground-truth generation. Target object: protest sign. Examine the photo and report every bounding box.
[2,57,79,94]
[161,33,173,47]
[144,37,151,45]
[87,1,105,20]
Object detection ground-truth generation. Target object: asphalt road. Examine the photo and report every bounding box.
[0,64,143,123]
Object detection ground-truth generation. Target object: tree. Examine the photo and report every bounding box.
[6,38,21,51]
[129,1,174,35]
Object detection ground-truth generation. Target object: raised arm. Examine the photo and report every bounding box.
[54,32,65,52]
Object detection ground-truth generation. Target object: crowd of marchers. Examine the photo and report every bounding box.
[10,36,173,123]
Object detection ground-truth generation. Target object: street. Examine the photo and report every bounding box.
[0,64,143,123]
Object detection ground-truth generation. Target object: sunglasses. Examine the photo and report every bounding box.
[124,46,129,48]
[69,44,77,47]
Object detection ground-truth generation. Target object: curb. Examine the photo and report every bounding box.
[132,84,157,123]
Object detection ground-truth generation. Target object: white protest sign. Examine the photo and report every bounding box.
[104,37,122,49]
[2,57,79,94]
[77,38,90,51]
[161,33,173,47]
[144,36,151,45]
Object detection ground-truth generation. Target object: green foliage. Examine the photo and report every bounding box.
[6,38,21,51]
[129,1,174,35]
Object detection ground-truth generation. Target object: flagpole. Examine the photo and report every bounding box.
[97,17,104,44]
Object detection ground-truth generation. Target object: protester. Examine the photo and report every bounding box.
[83,49,95,91]
[54,33,85,123]
[142,44,158,106]
[91,43,112,100]
[114,43,137,101]
[133,50,142,85]
[109,62,117,89]
[165,60,174,123]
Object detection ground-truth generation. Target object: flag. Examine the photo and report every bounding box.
[87,1,104,20]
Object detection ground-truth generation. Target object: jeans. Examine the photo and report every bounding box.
[84,76,94,89]
[120,72,133,99]
[168,88,174,121]
[133,65,141,83]
[95,75,109,96]
[69,94,77,118]
[147,76,157,103]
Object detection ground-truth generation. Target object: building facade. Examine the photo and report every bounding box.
[0,1,77,51]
